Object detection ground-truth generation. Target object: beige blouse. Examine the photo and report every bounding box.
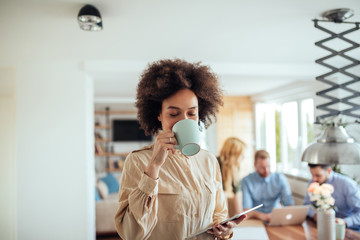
[114,145,228,240]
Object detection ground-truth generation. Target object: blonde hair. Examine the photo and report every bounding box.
[219,137,246,193]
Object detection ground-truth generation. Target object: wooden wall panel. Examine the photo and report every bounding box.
[217,96,255,178]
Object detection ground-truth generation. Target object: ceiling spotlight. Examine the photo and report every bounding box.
[78,4,103,31]
[322,8,354,23]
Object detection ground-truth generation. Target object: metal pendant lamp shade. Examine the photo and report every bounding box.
[301,126,360,165]
[78,4,103,31]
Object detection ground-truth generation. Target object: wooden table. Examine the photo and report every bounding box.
[265,218,360,240]
[239,218,360,240]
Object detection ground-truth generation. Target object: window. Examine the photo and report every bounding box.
[280,101,299,170]
[255,98,314,174]
[255,103,276,171]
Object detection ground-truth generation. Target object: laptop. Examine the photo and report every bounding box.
[267,205,309,226]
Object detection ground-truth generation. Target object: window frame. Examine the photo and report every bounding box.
[252,82,321,177]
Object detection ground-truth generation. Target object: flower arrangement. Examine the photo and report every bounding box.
[307,182,335,210]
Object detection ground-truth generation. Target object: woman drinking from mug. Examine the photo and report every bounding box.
[114,59,246,240]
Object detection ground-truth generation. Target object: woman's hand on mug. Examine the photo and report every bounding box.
[152,130,177,161]
[145,130,177,179]
[207,215,246,238]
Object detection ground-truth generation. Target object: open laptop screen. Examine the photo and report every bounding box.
[268,205,310,226]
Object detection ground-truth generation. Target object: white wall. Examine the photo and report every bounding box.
[14,62,94,240]
[285,174,309,205]
[205,121,218,155]
[0,68,17,240]
[85,74,96,239]
[0,1,99,239]
[336,124,360,181]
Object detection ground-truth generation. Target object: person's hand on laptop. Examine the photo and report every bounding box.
[207,215,247,238]
[256,212,271,222]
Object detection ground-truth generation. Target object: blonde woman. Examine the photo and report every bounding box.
[217,137,246,216]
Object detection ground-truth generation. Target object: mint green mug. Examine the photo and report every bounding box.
[172,119,202,156]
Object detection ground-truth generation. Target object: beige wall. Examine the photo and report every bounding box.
[217,96,255,179]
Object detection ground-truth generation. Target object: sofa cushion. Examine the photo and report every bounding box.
[97,180,109,199]
[100,172,120,194]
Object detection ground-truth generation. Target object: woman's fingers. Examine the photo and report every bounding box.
[153,131,178,155]
[163,143,176,154]
[156,131,177,148]
[207,215,247,237]
[233,214,247,224]
[207,223,228,236]
[157,131,176,144]
[219,223,227,230]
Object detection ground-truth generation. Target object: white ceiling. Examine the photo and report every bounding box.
[87,0,360,109]
[2,0,359,110]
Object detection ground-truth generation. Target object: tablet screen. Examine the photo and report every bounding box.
[186,204,263,239]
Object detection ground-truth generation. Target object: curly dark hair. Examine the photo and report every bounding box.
[135,58,224,135]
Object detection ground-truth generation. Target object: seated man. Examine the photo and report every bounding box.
[304,164,360,232]
[241,150,294,221]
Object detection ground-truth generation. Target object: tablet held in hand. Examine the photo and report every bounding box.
[186,204,264,239]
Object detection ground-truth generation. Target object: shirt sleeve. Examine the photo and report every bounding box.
[303,181,315,218]
[279,174,294,206]
[114,152,159,240]
[212,159,229,224]
[342,180,360,228]
[241,177,253,209]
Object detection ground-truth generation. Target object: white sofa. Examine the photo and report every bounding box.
[96,193,119,234]
[96,173,121,234]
